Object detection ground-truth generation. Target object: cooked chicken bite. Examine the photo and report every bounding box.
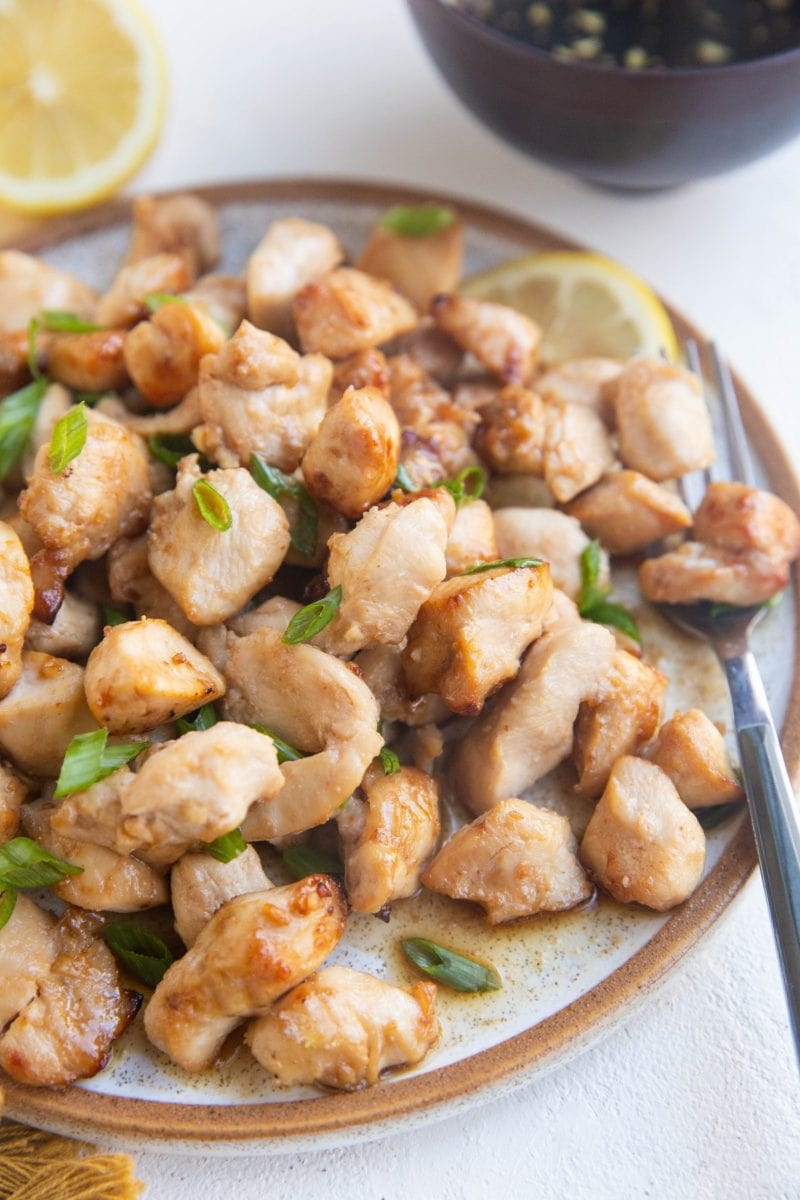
[95,253,193,328]
[196,320,331,471]
[431,295,540,385]
[46,329,129,394]
[183,273,247,333]
[638,541,790,606]
[224,628,383,839]
[247,966,439,1089]
[330,347,391,401]
[144,876,346,1071]
[565,470,692,555]
[358,210,463,310]
[388,354,478,482]
[301,385,400,517]
[536,357,622,423]
[445,499,498,576]
[247,217,344,340]
[354,644,449,727]
[542,400,615,502]
[24,591,101,659]
[474,385,546,475]
[573,651,666,798]
[649,709,744,809]
[580,756,706,910]
[614,356,715,481]
[107,534,196,639]
[0,895,57,1031]
[323,495,453,655]
[0,758,27,841]
[338,764,440,913]
[293,267,417,358]
[0,652,95,776]
[452,622,616,814]
[148,459,290,625]
[50,768,137,856]
[0,908,140,1086]
[386,317,464,385]
[124,300,225,408]
[171,845,272,947]
[402,561,554,716]
[693,482,800,563]
[0,328,29,397]
[422,799,591,923]
[0,521,34,700]
[492,508,606,601]
[124,193,220,276]
[0,250,96,332]
[22,799,168,912]
[227,594,337,655]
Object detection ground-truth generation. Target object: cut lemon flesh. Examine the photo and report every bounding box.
[0,0,166,213]
[461,250,678,366]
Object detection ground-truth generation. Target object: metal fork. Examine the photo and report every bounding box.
[655,340,800,1065]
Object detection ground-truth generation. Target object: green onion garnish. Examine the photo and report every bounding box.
[577,540,641,644]
[203,828,247,862]
[250,453,318,558]
[143,292,188,313]
[393,463,416,494]
[462,556,542,575]
[0,837,83,889]
[282,844,343,881]
[148,433,197,468]
[696,803,743,830]
[0,377,48,481]
[401,937,501,993]
[380,204,456,238]
[282,585,343,645]
[250,725,304,764]
[41,310,101,334]
[103,921,174,988]
[379,747,401,775]
[0,887,16,932]
[439,464,485,506]
[176,702,218,735]
[102,603,134,627]
[53,729,147,799]
[192,478,232,531]
[49,401,87,474]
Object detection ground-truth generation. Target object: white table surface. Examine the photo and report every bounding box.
[7,1,800,1194]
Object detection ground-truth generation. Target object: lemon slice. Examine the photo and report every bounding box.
[0,0,167,214]
[461,250,678,365]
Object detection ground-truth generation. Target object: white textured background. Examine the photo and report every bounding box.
[5,1,800,1195]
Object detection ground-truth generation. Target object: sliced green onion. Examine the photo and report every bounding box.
[577,540,641,644]
[0,837,83,888]
[462,556,542,575]
[176,702,218,735]
[401,937,501,993]
[696,803,743,830]
[393,463,416,494]
[192,478,232,531]
[144,292,188,313]
[203,828,247,863]
[41,310,101,334]
[49,401,87,474]
[0,887,16,931]
[250,725,304,764]
[27,317,43,380]
[103,921,174,988]
[53,729,146,799]
[148,433,197,468]
[282,585,343,645]
[0,377,48,481]
[380,204,456,237]
[439,464,485,505]
[379,747,401,775]
[250,453,318,558]
[282,844,343,881]
[102,603,134,627]
[583,598,641,643]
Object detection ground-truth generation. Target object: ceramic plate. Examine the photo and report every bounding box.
[3,179,799,1154]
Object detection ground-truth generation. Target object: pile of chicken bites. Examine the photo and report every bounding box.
[0,194,798,1096]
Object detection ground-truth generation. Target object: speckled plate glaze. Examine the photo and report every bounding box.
[3,180,799,1155]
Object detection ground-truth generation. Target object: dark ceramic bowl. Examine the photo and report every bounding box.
[407,0,800,189]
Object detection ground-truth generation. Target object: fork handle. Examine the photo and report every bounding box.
[724,652,800,1065]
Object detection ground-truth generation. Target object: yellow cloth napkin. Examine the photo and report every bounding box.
[0,1119,143,1199]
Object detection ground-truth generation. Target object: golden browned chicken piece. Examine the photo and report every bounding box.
[492,507,607,602]
[183,274,247,333]
[124,300,225,408]
[330,346,391,401]
[107,535,197,639]
[388,354,479,483]
[22,799,168,912]
[573,650,667,798]
[323,494,454,656]
[0,521,34,700]
[354,645,449,727]
[445,499,498,576]
[338,763,440,913]
[0,250,96,332]
[24,592,100,660]
[580,756,706,911]
[124,193,220,277]
[171,845,272,947]
[693,481,800,563]
[0,895,57,1031]
[247,966,439,1089]
[638,541,791,607]
[614,355,715,481]
[403,561,554,716]
[475,384,546,475]
[51,768,136,854]
[0,652,95,777]
[358,212,463,310]
[95,253,193,328]
[0,328,30,397]
[536,357,622,424]
[649,709,744,809]
[46,329,129,394]
[147,459,290,625]
[452,621,616,815]
[387,317,464,385]
[301,385,400,517]
[144,876,346,1071]
[196,320,331,472]
[84,618,225,734]
[247,217,344,340]
[224,628,383,839]
[431,295,540,385]
[565,470,692,555]
[542,400,616,502]
[422,799,592,924]
[0,908,140,1087]
[0,759,27,842]
[293,267,417,359]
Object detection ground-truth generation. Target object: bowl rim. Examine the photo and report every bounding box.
[409,0,800,80]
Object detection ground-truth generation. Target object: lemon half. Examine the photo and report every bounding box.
[0,0,167,214]
[461,250,678,365]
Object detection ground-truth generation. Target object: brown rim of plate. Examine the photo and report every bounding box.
[3,177,799,1145]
